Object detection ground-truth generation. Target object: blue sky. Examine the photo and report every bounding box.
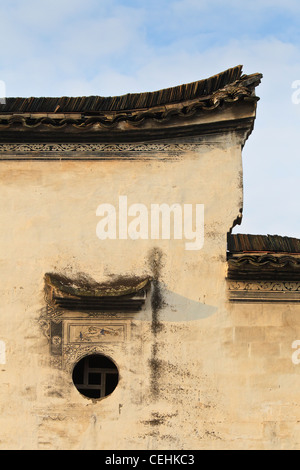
[0,0,299,237]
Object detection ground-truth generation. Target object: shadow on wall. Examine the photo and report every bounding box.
[138,281,218,323]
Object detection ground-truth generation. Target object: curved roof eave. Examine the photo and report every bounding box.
[0,65,262,142]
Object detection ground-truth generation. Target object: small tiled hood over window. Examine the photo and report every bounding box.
[44,273,150,311]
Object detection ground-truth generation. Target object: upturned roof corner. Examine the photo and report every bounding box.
[0,65,262,143]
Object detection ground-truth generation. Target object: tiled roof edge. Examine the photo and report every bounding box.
[228,233,300,254]
[0,65,260,114]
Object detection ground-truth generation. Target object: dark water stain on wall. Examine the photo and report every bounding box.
[148,247,165,399]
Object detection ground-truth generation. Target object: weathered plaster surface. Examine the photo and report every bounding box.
[0,136,299,450]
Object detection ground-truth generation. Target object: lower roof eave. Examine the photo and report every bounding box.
[0,113,257,146]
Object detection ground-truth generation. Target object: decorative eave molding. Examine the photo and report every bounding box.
[0,142,199,152]
[0,141,217,161]
[0,112,257,148]
[227,254,300,281]
[228,280,300,302]
[0,127,251,159]
[227,254,300,302]
[0,142,216,153]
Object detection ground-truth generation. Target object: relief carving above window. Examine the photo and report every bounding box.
[39,272,150,370]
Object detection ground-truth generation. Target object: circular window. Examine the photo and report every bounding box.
[72,354,119,399]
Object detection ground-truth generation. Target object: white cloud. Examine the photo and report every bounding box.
[0,1,299,237]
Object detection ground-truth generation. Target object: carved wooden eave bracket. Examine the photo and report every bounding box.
[227,234,300,302]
